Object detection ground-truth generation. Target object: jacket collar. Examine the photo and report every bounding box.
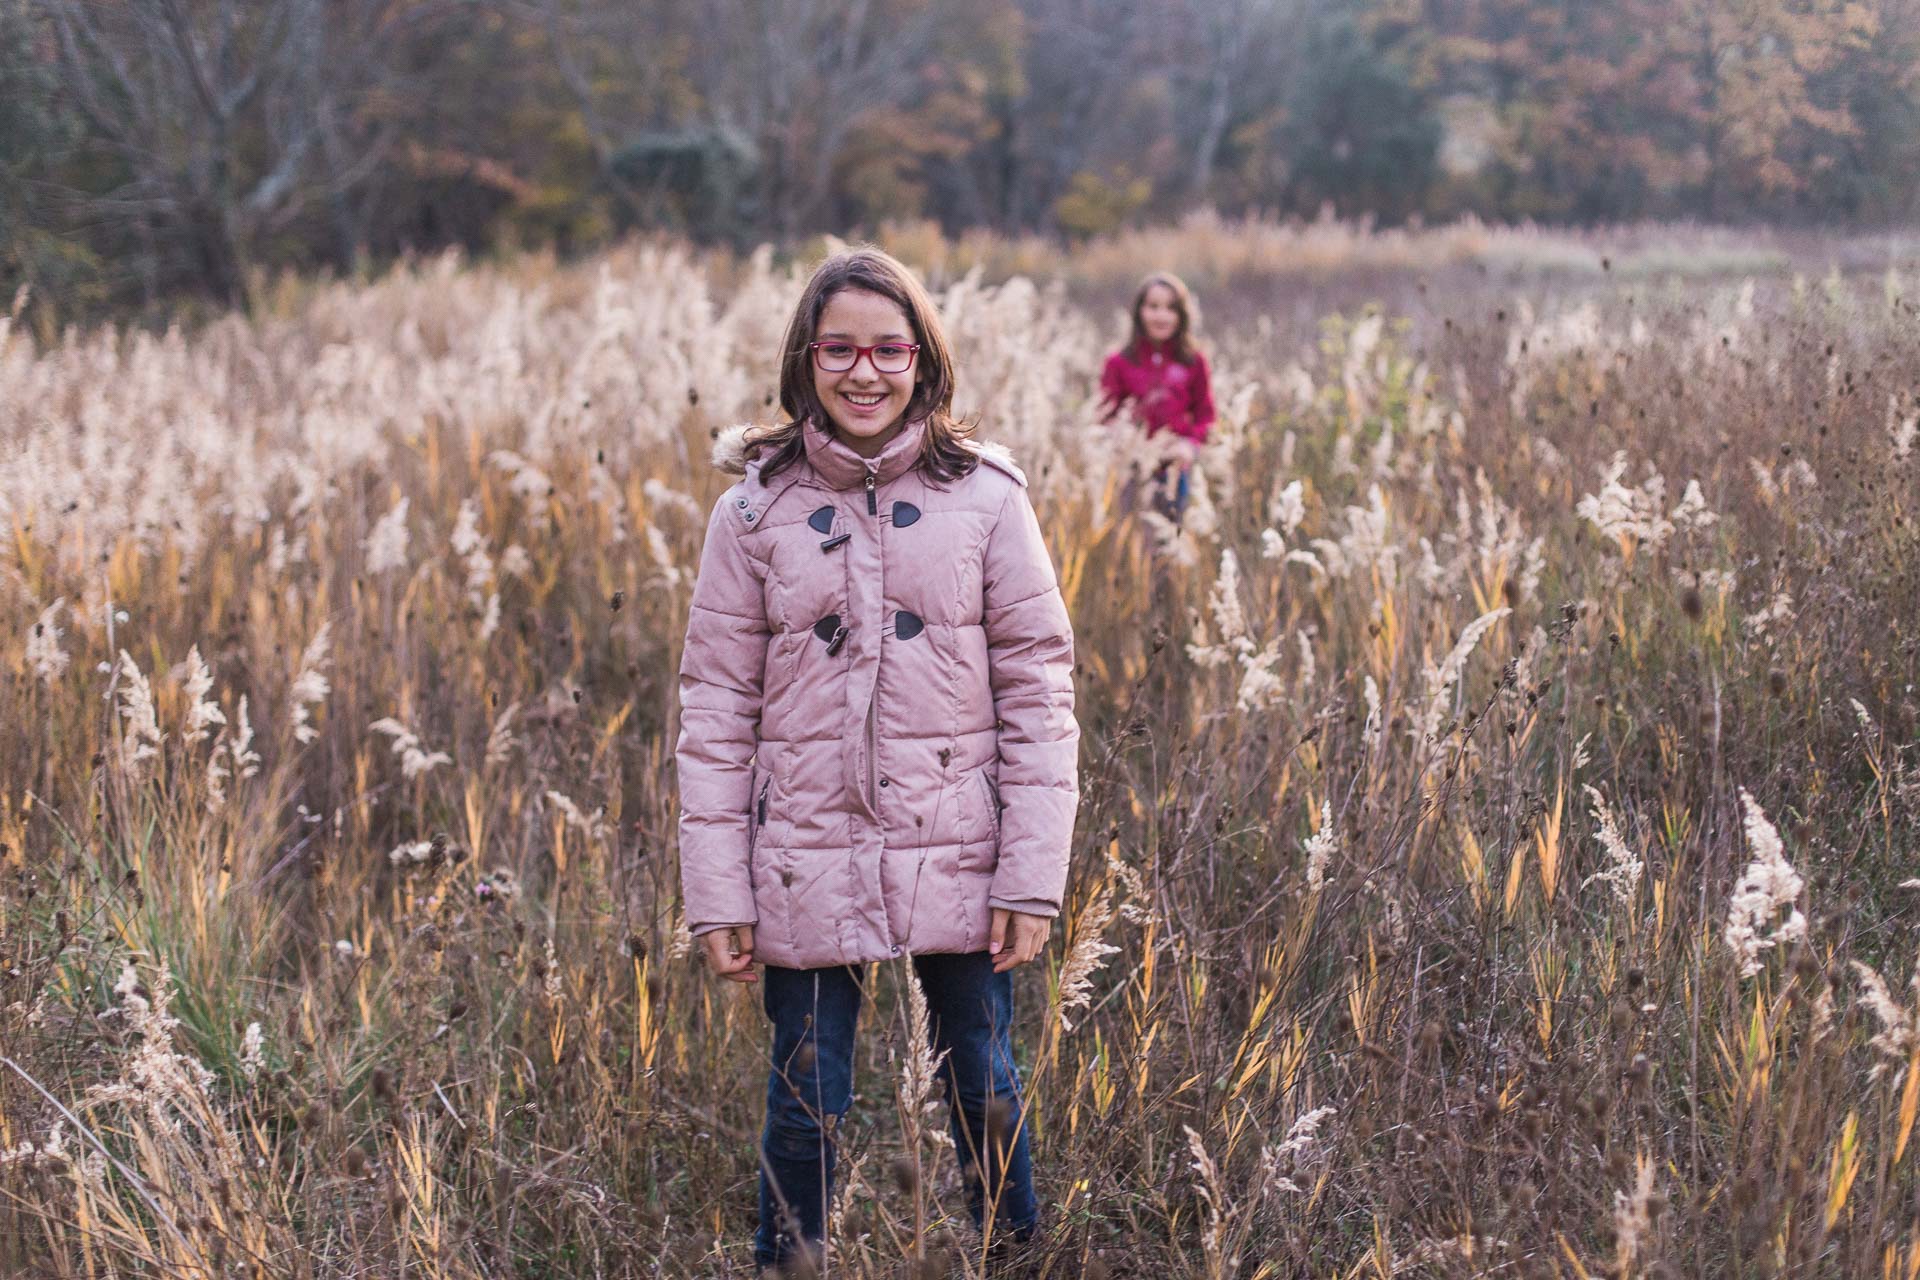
[802,414,928,492]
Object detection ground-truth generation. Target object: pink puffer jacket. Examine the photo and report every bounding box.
[675,415,1079,969]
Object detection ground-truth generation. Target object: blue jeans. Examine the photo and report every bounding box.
[755,952,1039,1268]
[1119,460,1192,522]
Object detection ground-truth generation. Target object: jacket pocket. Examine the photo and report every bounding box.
[747,770,770,859]
[977,768,1003,842]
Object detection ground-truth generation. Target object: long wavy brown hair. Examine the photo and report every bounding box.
[749,247,978,483]
[1127,270,1201,365]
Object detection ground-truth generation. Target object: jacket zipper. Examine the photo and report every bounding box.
[865,464,880,805]
[865,697,879,808]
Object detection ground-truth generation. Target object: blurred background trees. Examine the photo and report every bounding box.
[5,0,1918,318]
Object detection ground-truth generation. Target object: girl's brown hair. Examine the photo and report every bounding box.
[750,247,977,483]
[1127,271,1201,365]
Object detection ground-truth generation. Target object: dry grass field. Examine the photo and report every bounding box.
[2,220,1918,1278]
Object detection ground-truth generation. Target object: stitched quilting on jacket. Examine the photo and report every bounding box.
[675,415,1080,970]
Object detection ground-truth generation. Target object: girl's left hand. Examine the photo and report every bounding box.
[989,909,1052,973]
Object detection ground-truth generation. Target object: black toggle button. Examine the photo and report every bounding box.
[808,506,836,534]
[894,611,924,641]
[892,501,921,528]
[825,626,849,656]
[820,533,851,552]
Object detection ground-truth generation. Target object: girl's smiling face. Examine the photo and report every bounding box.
[1139,283,1181,344]
[813,288,919,456]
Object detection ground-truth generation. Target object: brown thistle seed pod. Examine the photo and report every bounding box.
[344,1148,368,1178]
[1085,1258,1113,1280]
[371,1067,395,1103]
[889,1153,918,1194]
[1768,670,1787,697]
[1625,967,1645,990]
[986,1095,1017,1145]
[1785,1163,1808,1197]
[1680,587,1704,620]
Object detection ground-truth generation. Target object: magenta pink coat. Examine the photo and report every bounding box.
[675,416,1080,970]
[1098,340,1216,443]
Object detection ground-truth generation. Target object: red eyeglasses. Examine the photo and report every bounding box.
[808,341,921,375]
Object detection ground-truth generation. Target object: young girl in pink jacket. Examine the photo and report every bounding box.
[1099,271,1216,519]
[675,247,1079,1270]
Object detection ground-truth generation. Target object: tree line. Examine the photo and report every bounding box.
[4,0,1916,318]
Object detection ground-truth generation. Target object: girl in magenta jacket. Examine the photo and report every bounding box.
[675,247,1079,1269]
[1099,271,1215,519]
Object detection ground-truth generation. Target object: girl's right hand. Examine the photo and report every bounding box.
[702,925,758,984]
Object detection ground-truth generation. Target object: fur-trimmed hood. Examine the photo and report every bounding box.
[710,422,765,476]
